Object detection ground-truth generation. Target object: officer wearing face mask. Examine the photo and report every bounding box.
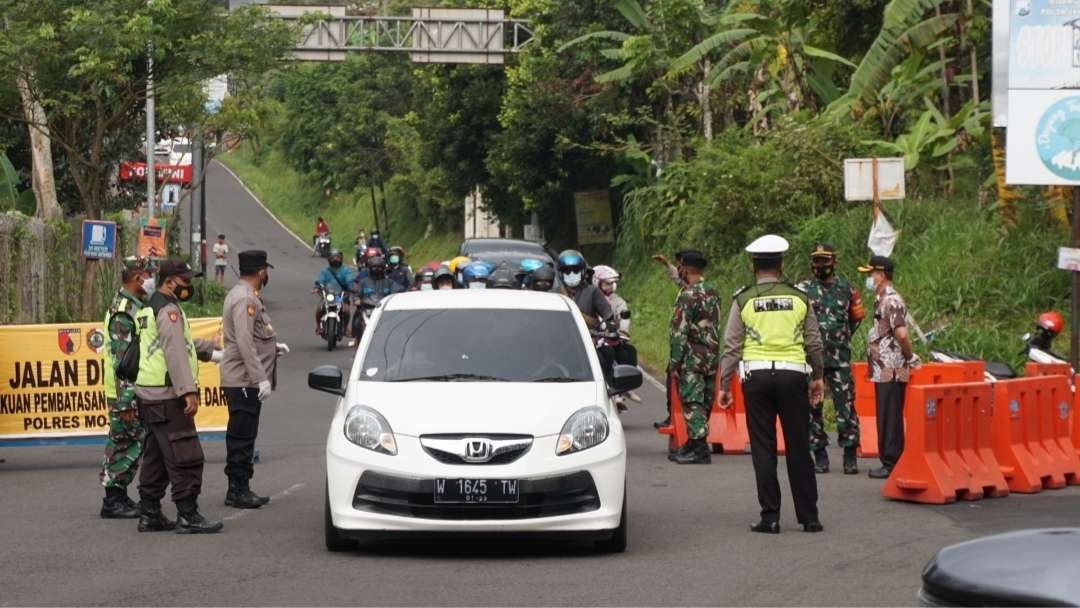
[220,251,289,509]
[98,257,155,519]
[795,243,865,475]
[133,259,223,534]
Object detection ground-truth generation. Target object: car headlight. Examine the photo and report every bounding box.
[326,293,335,303]
[556,406,609,455]
[343,405,397,455]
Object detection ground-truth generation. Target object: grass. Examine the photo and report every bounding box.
[617,195,1071,374]
[217,147,460,266]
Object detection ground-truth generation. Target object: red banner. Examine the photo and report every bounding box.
[118,161,192,184]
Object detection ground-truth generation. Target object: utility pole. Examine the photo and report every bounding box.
[145,43,156,219]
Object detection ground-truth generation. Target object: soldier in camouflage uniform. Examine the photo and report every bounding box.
[99,258,152,519]
[796,243,865,475]
[667,250,722,464]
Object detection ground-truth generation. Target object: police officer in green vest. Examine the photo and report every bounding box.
[98,257,153,519]
[718,235,825,534]
[134,259,223,534]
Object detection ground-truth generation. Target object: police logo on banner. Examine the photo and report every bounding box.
[1036,96,1080,181]
[57,328,82,355]
[86,328,106,354]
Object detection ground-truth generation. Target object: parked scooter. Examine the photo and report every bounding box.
[1020,311,1070,367]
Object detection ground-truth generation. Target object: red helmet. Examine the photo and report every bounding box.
[1037,311,1064,335]
[363,246,381,260]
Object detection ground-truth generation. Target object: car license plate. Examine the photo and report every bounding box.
[433,479,520,504]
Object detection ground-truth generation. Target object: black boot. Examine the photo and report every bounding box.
[225,479,264,509]
[868,466,892,479]
[653,416,671,430]
[843,447,858,475]
[175,499,223,534]
[137,500,176,532]
[101,486,140,519]
[814,448,830,474]
[673,439,711,464]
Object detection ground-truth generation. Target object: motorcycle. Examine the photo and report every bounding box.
[314,233,332,258]
[351,297,378,347]
[928,349,1016,382]
[316,283,347,351]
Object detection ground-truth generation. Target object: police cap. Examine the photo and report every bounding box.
[810,242,836,259]
[679,249,708,269]
[238,250,273,274]
[745,234,789,259]
[858,255,894,274]
[157,258,202,283]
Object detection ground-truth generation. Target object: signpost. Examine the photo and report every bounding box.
[81,220,116,260]
[1003,0,1080,367]
[573,191,615,246]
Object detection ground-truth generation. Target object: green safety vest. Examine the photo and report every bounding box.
[736,282,809,365]
[134,292,198,388]
[102,291,143,400]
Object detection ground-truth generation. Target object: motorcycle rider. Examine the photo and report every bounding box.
[462,261,494,289]
[489,264,519,289]
[412,268,436,291]
[558,250,617,385]
[354,246,381,282]
[367,229,388,256]
[519,258,546,289]
[433,265,456,290]
[449,256,472,288]
[352,255,404,341]
[314,249,355,338]
[312,216,330,255]
[593,265,640,407]
[529,265,556,292]
[387,246,413,290]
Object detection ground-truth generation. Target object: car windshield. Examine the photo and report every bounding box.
[358,309,594,383]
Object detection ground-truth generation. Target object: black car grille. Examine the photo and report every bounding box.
[353,470,601,520]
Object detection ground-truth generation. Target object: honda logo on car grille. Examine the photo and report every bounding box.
[464,439,494,463]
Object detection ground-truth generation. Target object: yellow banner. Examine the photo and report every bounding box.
[574,190,614,245]
[0,317,228,439]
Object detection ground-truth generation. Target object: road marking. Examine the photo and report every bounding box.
[223,482,307,521]
[213,160,313,252]
[641,368,665,392]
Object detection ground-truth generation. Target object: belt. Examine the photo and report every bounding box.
[740,361,811,375]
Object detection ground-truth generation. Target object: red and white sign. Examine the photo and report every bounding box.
[118,161,192,184]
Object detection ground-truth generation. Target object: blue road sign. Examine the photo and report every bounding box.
[81,220,117,260]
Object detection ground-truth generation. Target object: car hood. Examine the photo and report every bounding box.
[346,381,600,437]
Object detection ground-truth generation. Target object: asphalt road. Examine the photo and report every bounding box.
[2,161,1079,606]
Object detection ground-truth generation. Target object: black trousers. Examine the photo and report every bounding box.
[597,342,638,386]
[138,397,204,505]
[874,381,907,469]
[223,387,263,483]
[743,370,819,524]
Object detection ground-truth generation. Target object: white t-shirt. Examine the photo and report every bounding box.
[212,242,229,267]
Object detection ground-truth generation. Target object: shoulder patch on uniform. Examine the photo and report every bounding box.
[168,310,179,323]
[732,284,750,298]
[247,304,256,317]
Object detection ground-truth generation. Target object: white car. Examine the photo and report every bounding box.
[309,289,642,552]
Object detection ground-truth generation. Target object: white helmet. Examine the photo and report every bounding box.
[592,265,619,285]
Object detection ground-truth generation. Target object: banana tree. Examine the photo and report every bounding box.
[0,152,34,215]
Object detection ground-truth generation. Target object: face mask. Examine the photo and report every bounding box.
[174,281,193,302]
[420,283,434,291]
[141,277,155,296]
[469,282,487,290]
[389,255,400,265]
[261,271,269,289]
[813,265,834,280]
[562,272,582,287]
[865,277,877,291]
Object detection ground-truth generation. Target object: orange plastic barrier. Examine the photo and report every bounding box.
[706,377,750,454]
[1074,374,1080,458]
[854,362,985,458]
[991,376,1080,492]
[657,374,689,452]
[881,382,1008,504]
[1025,362,1073,378]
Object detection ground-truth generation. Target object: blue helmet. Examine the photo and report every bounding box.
[462,261,494,287]
[520,258,545,274]
[557,250,586,272]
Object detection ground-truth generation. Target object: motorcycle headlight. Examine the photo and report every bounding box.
[556,406,609,456]
[325,293,335,303]
[343,405,397,455]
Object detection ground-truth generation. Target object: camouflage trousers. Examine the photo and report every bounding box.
[99,400,145,490]
[809,367,860,450]
[679,371,715,441]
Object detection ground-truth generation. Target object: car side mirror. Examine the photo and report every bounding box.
[608,365,643,395]
[309,365,346,396]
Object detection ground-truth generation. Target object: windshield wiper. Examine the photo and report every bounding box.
[531,376,586,383]
[390,373,508,382]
